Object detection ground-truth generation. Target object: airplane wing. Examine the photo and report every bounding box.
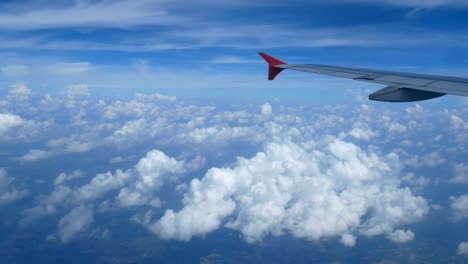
[259,52,468,102]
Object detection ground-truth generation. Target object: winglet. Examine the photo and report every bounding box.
[259,52,287,80]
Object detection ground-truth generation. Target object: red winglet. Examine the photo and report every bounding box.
[259,52,287,80]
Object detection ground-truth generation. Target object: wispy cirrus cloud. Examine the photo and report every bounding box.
[207,56,261,64]
[0,0,464,33]
[0,0,466,53]
[1,24,465,53]
[48,62,95,74]
[0,0,171,30]
[340,0,468,8]
[0,0,276,31]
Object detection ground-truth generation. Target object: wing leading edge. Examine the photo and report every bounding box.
[259,52,468,102]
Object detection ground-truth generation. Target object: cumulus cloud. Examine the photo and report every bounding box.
[21,185,73,225]
[57,205,94,243]
[341,234,357,247]
[387,229,415,243]
[54,170,84,186]
[450,163,468,184]
[47,135,96,153]
[450,195,468,221]
[8,85,31,100]
[349,125,378,141]
[405,151,445,168]
[139,139,428,245]
[0,113,24,135]
[406,104,424,114]
[0,168,28,206]
[260,103,272,116]
[458,242,468,256]
[0,112,52,143]
[116,150,190,208]
[401,173,431,187]
[74,170,132,203]
[2,90,464,248]
[109,156,126,164]
[22,148,198,228]
[388,123,407,134]
[18,149,54,161]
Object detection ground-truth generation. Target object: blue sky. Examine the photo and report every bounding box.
[1,0,468,97]
[0,1,468,263]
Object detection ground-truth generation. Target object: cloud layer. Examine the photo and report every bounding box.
[141,139,428,245]
[0,87,464,249]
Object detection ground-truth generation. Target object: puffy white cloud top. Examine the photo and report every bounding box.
[54,170,84,186]
[21,148,199,239]
[260,103,272,116]
[117,150,190,207]
[0,113,24,135]
[2,90,464,248]
[141,139,428,245]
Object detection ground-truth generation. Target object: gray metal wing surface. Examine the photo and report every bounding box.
[259,52,468,102]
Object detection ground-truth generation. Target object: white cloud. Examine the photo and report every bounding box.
[48,62,94,74]
[140,139,428,244]
[401,173,431,187]
[208,56,259,64]
[75,170,132,203]
[450,163,468,184]
[387,229,415,243]
[458,242,468,256]
[21,185,73,225]
[405,104,424,114]
[54,170,84,186]
[18,149,54,161]
[0,0,174,30]
[388,123,407,134]
[109,156,125,164]
[0,113,24,135]
[450,195,468,221]
[0,112,52,143]
[46,135,97,154]
[421,152,445,167]
[8,85,31,101]
[3,90,464,247]
[405,152,445,168]
[0,168,28,206]
[260,103,272,116]
[22,147,198,228]
[1,65,28,76]
[57,205,94,243]
[349,126,377,141]
[0,0,464,34]
[116,150,189,208]
[333,0,468,8]
[65,84,90,97]
[341,234,357,247]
